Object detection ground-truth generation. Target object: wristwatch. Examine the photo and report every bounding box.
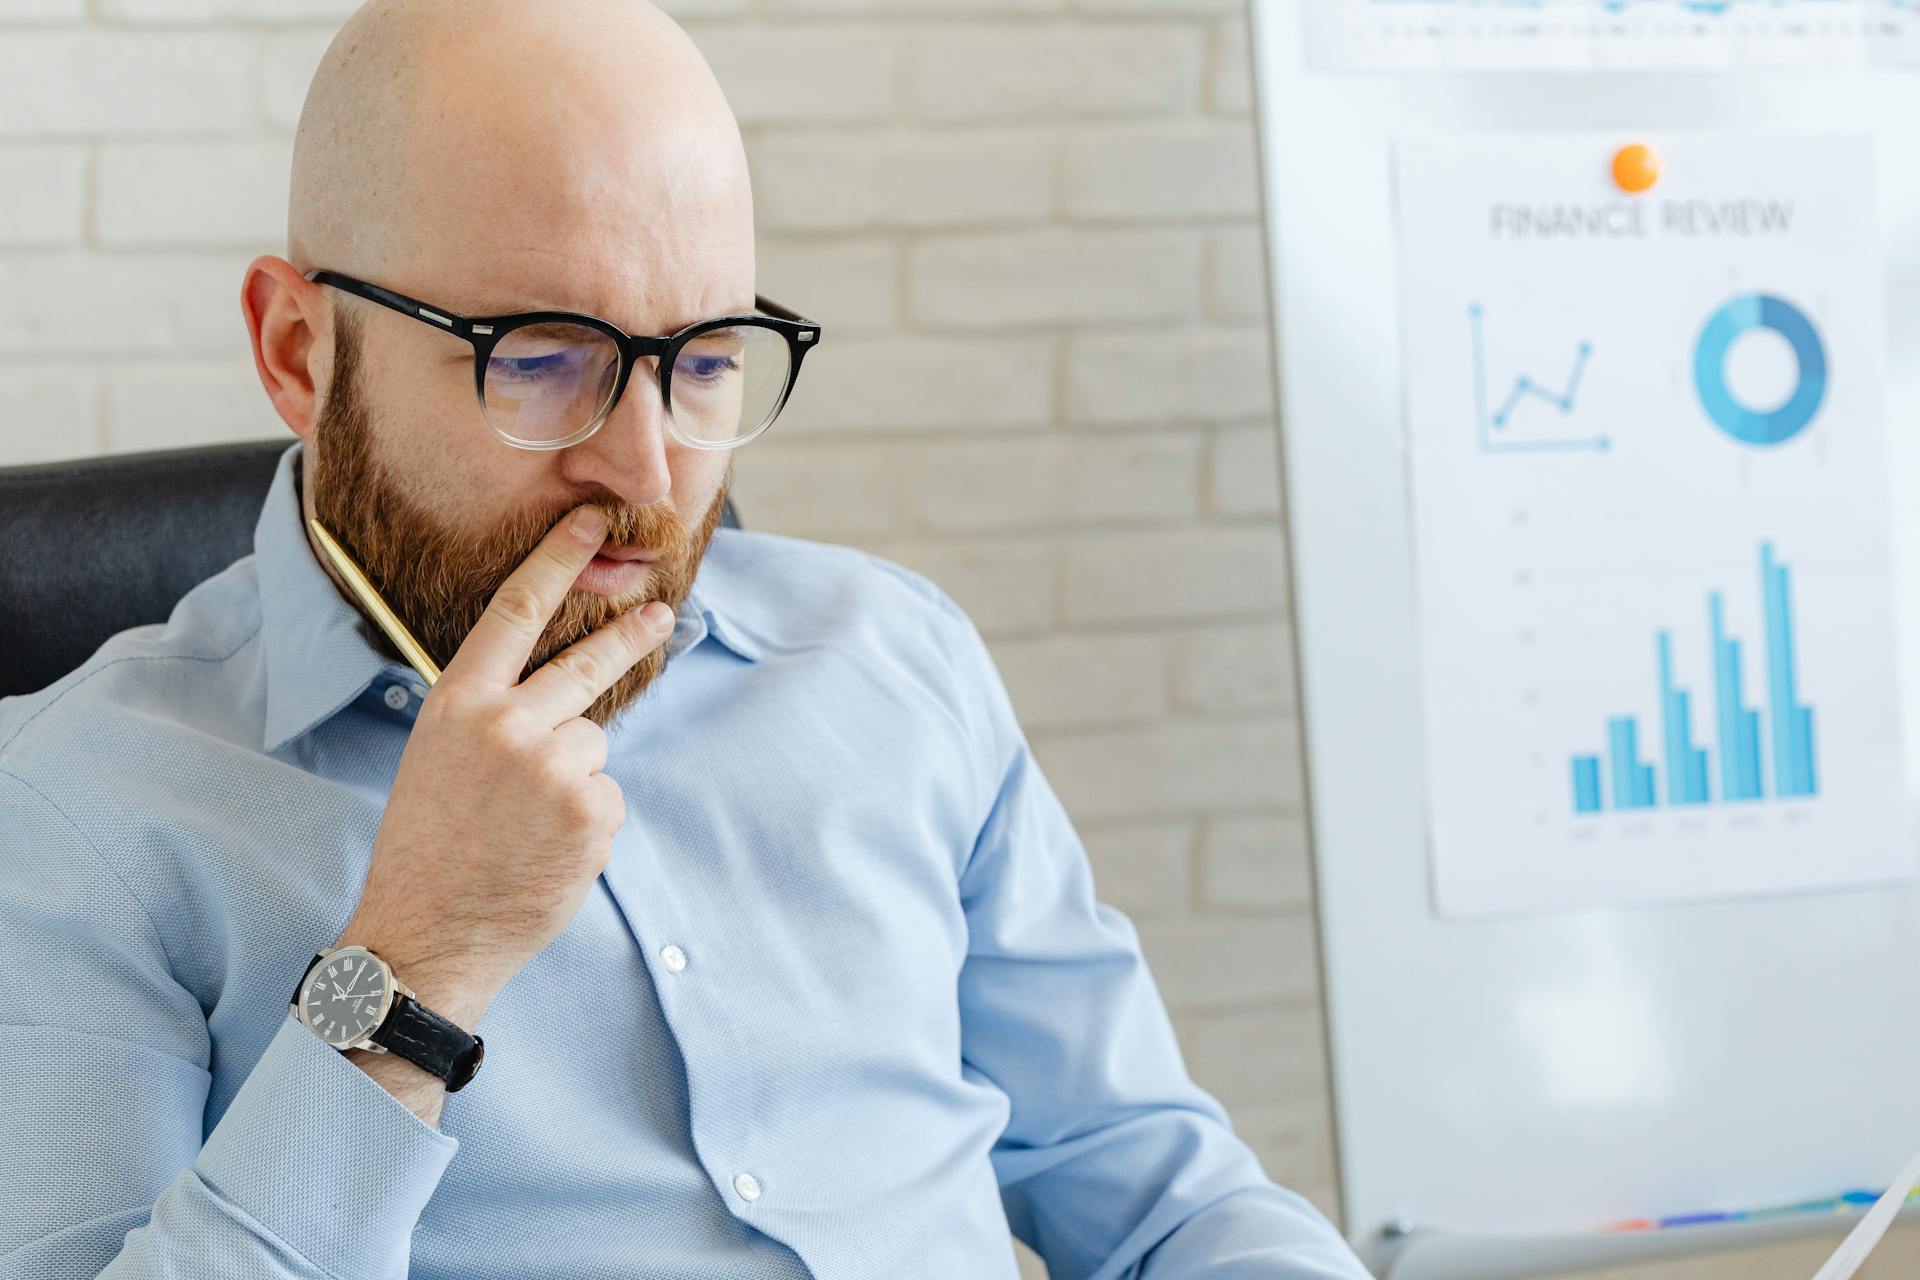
[290,943,486,1092]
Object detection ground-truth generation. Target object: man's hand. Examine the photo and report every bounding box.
[333,504,673,1042]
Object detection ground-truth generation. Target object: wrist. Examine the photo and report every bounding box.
[395,978,492,1035]
[326,926,497,1032]
[296,939,489,1094]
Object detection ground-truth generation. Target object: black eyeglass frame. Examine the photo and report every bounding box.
[304,267,822,452]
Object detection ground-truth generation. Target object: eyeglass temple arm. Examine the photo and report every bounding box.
[304,268,470,331]
[754,293,815,327]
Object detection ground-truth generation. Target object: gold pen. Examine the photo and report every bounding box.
[306,517,443,688]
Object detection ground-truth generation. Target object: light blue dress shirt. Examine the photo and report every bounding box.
[0,440,1370,1280]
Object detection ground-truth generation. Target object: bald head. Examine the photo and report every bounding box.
[289,0,753,333]
[248,0,757,680]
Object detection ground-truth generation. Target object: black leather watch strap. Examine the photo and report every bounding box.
[373,992,486,1092]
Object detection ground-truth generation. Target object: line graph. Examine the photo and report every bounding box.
[1469,303,1609,455]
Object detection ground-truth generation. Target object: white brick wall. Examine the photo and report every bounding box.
[0,2,1333,1276]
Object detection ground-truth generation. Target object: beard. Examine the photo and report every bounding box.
[303,305,731,731]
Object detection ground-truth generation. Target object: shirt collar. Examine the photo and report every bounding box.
[254,440,759,753]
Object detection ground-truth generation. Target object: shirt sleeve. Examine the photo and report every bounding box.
[923,606,1373,1280]
[0,767,459,1280]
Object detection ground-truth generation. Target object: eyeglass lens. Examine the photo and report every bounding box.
[480,321,794,446]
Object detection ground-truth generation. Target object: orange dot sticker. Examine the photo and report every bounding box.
[1611,142,1660,195]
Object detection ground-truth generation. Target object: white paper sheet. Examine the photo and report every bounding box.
[1393,131,1912,918]
[1810,1149,1920,1280]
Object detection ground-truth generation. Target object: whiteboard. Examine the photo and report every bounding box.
[1248,0,1920,1273]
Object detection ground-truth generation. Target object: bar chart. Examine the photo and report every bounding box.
[1569,543,1818,816]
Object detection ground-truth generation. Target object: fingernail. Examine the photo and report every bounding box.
[643,602,673,631]
[570,506,608,538]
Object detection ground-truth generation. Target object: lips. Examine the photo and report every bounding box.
[594,545,661,563]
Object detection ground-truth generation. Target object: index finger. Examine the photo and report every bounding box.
[441,504,609,688]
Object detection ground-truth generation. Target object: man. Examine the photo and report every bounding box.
[0,1,1371,1277]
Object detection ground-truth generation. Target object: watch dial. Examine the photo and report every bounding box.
[300,950,389,1047]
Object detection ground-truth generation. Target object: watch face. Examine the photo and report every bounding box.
[298,947,391,1048]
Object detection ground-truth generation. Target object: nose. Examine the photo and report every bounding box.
[561,356,673,509]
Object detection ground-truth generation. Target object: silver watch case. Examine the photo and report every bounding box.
[290,943,416,1053]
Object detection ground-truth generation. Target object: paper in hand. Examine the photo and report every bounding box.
[1810,1147,1920,1280]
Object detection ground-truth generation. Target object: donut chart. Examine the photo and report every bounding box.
[1692,292,1827,447]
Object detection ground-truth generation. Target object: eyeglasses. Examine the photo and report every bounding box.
[304,268,822,452]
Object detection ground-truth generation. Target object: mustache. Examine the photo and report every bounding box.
[477,497,695,584]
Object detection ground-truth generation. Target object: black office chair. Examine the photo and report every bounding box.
[0,438,740,699]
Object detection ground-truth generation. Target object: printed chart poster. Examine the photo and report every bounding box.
[1304,0,1920,70]
[1394,132,1911,918]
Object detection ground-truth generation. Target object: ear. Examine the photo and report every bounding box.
[241,256,330,440]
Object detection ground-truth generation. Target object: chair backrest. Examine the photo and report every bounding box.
[0,438,740,699]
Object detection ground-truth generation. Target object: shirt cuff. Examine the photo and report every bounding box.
[1137,1185,1373,1280]
[193,1009,460,1277]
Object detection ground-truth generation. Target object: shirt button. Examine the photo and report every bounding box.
[659,944,687,973]
[382,685,410,711]
[733,1172,761,1201]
